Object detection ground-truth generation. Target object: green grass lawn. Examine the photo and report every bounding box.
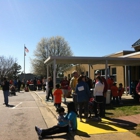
[105,98,140,137]
[106,104,140,118]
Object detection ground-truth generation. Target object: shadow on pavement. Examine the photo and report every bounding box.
[87,120,118,131]
[41,133,69,139]
[76,130,90,137]
[105,117,137,130]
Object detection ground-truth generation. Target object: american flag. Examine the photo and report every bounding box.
[24,46,29,53]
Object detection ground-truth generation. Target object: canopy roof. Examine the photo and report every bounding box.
[44,56,140,66]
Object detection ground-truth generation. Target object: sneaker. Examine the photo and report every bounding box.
[35,126,42,136]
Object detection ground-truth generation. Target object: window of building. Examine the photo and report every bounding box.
[101,69,105,76]
[111,68,116,82]
[112,68,116,75]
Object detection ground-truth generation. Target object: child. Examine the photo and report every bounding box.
[35,107,69,138]
[57,107,68,127]
[118,83,124,104]
[111,82,119,105]
[53,84,63,111]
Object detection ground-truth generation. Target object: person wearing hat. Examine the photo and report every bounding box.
[70,70,78,110]
[95,70,108,117]
[70,70,78,94]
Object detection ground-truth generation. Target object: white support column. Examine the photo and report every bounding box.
[125,65,128,95]
[53,59,56,89]
[128,66,131,94]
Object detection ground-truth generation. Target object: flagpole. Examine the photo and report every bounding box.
[24,44,25,80]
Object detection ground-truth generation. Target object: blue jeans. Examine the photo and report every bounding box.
[3,90,9,105]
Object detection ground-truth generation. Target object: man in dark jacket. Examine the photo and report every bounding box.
[1,77,10,107]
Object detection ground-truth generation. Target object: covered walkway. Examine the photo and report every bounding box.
[44,56,140,91]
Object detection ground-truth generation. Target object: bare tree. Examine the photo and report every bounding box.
[31,36,73,77]
[0,56,18,79]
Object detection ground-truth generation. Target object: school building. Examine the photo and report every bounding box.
[44,39,140,93]
[63,39,140,91]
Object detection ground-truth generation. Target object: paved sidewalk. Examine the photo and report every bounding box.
[34,91,140,140]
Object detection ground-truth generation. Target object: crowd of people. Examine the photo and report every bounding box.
[1,71,140,138]
[34,70,140,138]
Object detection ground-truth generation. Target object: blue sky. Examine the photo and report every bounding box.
[0,0,140,73]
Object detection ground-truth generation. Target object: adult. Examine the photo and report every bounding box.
[26,79,30,88]
[33,77,37,91]
[13,79,18,89]
[70,70,78,94]
[22,78,26,89]
[42,77,47,92]
[94,76,104,121]
[1,77,10,107]
[46,77,53,101]
[70,70,78,110]
[75,75,90,122]
[17,79,21,92]
[107,76,114,90]
[60,76,69,103]
[37,79,42,90]
[85,76,93,90]
[94,70,108,117]
[35,102,77,138]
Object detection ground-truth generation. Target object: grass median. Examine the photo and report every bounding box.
[105,98,140,137]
